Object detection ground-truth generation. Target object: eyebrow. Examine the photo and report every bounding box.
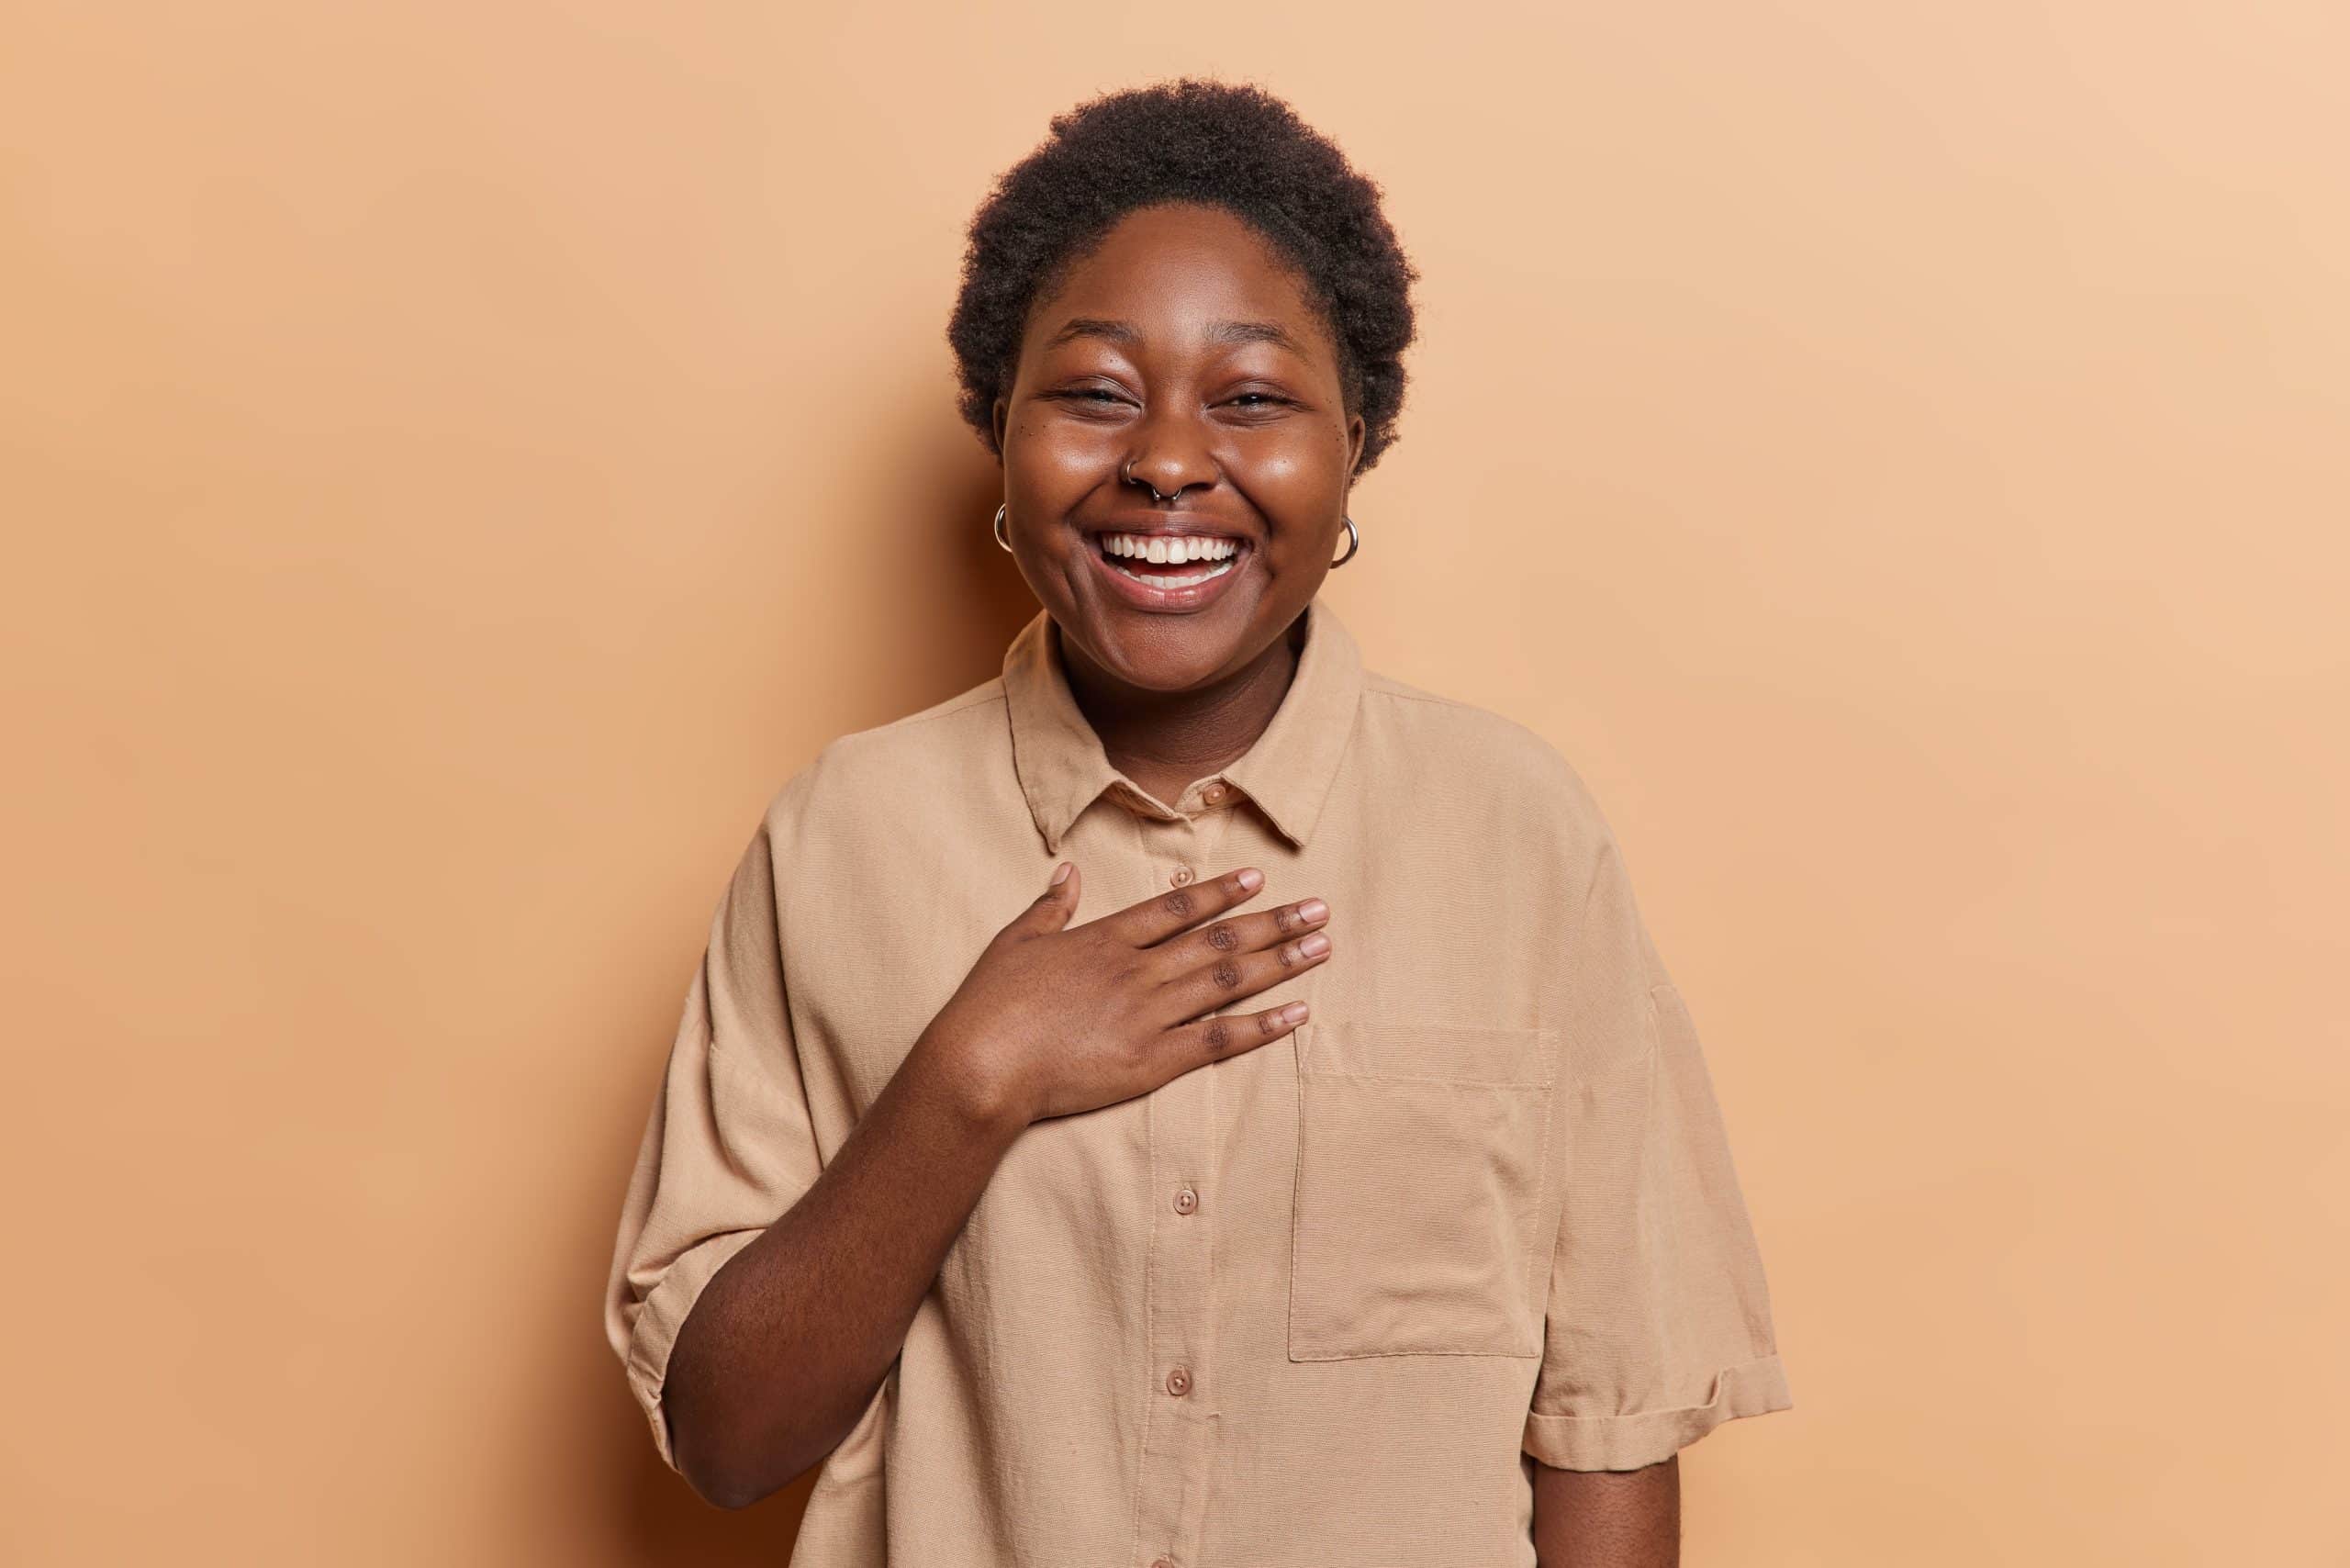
[1043,317,1308,355]
[1209,319,1306,353]
[1042,318,1135,350]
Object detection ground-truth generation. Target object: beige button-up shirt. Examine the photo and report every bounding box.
[604,597,1792,1565]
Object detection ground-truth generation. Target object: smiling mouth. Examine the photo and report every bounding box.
[1093,534,1248,588]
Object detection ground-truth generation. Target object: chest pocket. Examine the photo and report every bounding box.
[1286,1018,1558,1361]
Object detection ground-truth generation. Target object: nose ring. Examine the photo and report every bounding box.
[1121,459,1170,504]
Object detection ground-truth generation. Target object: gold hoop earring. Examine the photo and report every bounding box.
[1329,515,1360,567]
[992,502,1013,553]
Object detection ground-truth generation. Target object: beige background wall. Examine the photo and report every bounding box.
[5,3,2344,1562]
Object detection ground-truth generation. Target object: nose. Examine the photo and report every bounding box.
[1123,403,1218,503]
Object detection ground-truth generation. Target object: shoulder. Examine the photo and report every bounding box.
[757,675,1009,836]
[1357,663,1658,972]
[1355,666,1616,849]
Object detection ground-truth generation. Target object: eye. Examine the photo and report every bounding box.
[1045,385,1136,414]
[1226,390,1294,410]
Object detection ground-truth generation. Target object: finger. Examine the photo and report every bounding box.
[1008,860,1081,938]
[1170,998,1312,1069]
[1145,896,1328,976]
[1156,926,1332,1025]
[1092,865,1264,948]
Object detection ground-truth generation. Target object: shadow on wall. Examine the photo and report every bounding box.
[554,442,1034,1561]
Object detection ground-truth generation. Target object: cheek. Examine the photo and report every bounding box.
[1008,419,1116,498]
[1236,429,1348,508]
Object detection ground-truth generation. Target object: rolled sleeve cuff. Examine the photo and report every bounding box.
[1521,1351,1793,1472]
[622,1229,766,1473]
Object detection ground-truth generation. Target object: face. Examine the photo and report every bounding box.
[990,200,1367,695]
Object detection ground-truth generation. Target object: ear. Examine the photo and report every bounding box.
[1345,412,1367,478]
[991,396,1010,458]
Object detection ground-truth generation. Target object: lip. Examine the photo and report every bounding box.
[1084,527,1252,614]
[1089,513,1253,542]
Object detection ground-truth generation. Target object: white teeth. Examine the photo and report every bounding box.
[1112,556,1236,589]
[1096,532,1244,593]
[1102,532,1237,563]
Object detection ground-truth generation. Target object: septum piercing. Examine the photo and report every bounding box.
[1121,459,1170,504]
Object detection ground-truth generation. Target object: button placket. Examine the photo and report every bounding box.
[1131,802,1222,1568]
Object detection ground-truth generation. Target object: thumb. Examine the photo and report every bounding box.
[1020,860,1080,933]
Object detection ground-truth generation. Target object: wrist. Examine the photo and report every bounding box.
[910,1028,1032,1140]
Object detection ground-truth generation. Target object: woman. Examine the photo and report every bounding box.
[604,78,1791,1566]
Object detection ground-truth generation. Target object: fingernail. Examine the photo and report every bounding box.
[1237,868,1263,891]
[1050,861,1071,886]
[1281,1002,1309,1023]
[1299,933,1330,958]
[1297,899,1327,923]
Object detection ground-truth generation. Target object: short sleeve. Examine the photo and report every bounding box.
[1521,835,1794,1471]
[602,805,825,1473]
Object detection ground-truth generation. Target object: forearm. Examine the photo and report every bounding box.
[1530,1454,1680,1568]
[663,1035,1025,1508]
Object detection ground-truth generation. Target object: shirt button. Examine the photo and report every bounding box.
[1169,864,1193,887]
[1165,1366,1191,1397]
[1202,781,1228,805]
[1151,1559,1176,1568]
[1173,1186,1198,1215]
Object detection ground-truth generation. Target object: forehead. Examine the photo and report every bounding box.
[1027,201,1334,360]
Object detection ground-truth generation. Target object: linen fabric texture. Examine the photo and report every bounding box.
[603,596,1792,1565]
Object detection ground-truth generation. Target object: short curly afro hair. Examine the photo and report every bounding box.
[946,78,1419,476]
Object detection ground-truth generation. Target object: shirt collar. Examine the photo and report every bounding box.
[1002,596,1365,856]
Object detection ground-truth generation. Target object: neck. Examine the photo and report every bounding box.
[1058,612,1306,808]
